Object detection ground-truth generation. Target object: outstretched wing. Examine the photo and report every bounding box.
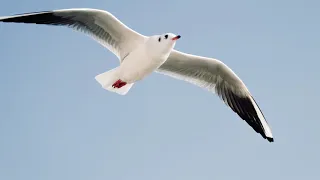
[157,50,274,142]
[0,8,147,61]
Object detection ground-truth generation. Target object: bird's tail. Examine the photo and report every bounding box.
[95,67,134,95]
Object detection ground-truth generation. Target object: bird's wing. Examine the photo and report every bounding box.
[156,49,274,142]
[0,8,147,61]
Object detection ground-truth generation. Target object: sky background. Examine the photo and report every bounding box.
[0,0,319,179]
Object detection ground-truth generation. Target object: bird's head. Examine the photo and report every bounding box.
[146,33,181,58]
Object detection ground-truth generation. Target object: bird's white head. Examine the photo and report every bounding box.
[146,33,181,58]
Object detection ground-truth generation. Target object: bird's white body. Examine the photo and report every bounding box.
[0,8,274,142]
[94,33,179,94]
[117,37,174,83]
[119,50,164,83]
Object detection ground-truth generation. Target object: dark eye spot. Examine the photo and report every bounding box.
[164,34,168,39]
[158,37,161,42]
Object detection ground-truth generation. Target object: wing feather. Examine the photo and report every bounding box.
[0,8,146,61]
[157,50,274,142]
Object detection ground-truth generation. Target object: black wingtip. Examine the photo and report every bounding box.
[0,11,57,24]
[267,137,274,143]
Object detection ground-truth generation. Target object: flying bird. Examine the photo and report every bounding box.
[0,8,274,142]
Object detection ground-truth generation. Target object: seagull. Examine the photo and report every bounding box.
[0,8,274,142]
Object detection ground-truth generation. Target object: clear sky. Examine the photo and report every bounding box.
[0,0,319,179]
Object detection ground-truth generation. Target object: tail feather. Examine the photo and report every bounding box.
[95,68,134,95]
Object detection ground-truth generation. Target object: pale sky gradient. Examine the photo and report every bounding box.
[0,0,319,179]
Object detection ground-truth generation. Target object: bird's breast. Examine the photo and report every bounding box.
[118,49,168,83]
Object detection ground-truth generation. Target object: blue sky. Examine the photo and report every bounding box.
[0,0,319,179]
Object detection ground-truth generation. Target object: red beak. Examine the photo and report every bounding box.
[172,35,181,41]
